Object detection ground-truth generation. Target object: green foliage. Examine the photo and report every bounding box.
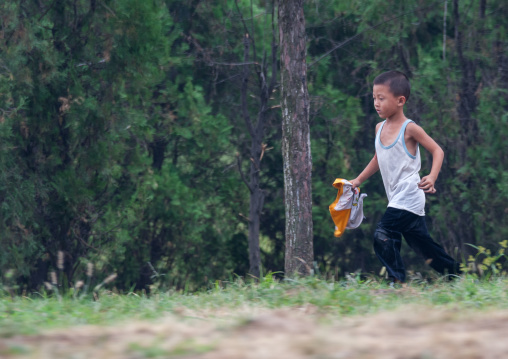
[1,0,507,291]
[461,241,508,279]
[0,0,240,291]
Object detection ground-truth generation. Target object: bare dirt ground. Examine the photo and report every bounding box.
[2,303,508,359]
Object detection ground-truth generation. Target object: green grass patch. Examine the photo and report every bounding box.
[1,275,508,338]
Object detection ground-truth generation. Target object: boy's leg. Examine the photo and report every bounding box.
[374,208,406,282]
[402,214,461,277]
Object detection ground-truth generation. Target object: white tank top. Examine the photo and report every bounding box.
[375,119,425,216]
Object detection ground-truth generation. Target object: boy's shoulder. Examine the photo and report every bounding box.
[405,121,429,137]
[404,121,441,151]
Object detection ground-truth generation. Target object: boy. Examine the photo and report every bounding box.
[350,70,460,283]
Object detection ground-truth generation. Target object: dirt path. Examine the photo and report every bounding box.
[2,304,508,359]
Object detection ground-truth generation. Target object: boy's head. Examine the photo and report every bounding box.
[373,71,410,103]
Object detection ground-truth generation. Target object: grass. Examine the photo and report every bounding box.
[1,274,508,338]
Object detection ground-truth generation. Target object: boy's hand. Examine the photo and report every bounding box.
[418,175,437,194]
[350,178,361,189]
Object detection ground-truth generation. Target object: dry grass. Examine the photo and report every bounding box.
[2,304,508,358]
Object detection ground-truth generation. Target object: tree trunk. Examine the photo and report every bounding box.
[237,4,277,278]
[248,184,264,277]
[279,0,314,277]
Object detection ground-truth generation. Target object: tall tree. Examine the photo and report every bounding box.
[279,0,314,276]
[235,2,278,278]
[183,1,283,279]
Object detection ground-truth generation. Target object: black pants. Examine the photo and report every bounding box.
[374,207,461,282]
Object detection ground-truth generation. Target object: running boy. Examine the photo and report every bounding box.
[350,70,460,283]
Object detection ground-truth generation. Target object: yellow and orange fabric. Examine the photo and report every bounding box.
[329,178,367,237]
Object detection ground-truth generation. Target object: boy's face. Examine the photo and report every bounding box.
[373,84,405,119]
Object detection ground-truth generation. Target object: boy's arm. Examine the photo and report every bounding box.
[350,154,379,189]
[407,123,444,194]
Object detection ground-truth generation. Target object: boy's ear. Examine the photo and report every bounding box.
[398,96,407,106]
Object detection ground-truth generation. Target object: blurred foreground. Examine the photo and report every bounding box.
[1,277,508,358]
[2,302,507,358]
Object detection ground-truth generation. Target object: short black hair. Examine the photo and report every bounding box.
[373,71,410,102]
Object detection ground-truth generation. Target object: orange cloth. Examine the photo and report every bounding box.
[329,178,366,237]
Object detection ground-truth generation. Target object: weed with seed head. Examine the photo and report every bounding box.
[460,241,508,279]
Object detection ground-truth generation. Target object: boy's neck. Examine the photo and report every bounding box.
[385,109,407,124]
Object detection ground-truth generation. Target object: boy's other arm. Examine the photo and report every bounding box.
[350,154,379,189]
[407,123,444,194]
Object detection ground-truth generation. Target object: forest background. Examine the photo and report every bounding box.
[0,0,507,292]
